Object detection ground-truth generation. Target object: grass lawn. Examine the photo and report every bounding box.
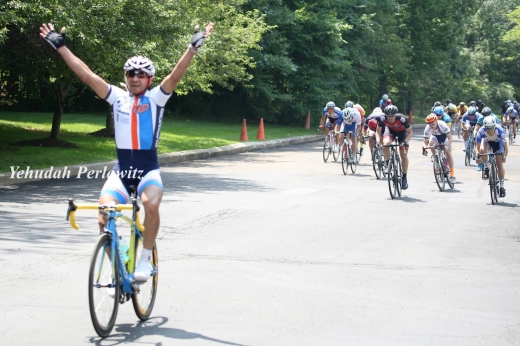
[0,112,315,173]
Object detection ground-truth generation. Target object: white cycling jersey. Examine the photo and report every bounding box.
[423,120,450,138]
[105,84,172,171]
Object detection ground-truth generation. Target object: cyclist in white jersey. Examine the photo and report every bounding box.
[422,114,456,183]
[40,22,215,281]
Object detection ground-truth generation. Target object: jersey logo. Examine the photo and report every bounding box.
[132,104,150,114]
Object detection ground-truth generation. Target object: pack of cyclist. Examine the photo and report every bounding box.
[320,96,514,199]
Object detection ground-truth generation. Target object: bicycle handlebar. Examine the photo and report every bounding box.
[66,199,145,232]
[477,152,504,159]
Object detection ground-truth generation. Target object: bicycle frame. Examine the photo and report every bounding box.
[383,138,403,199]
[424,143,453,191]
[464,126,476,166]
[478,151,502,204]
[66,199,148,294]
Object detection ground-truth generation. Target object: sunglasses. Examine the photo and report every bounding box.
[386,115,396,118]
[125,70,148,78]
[485,126,495,130]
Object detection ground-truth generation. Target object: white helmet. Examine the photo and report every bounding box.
[326,101,336,109]
[382,94,388,100]
[345,101,354,108]
[124,56,155,77]
[372,107,382,114]
[483,116,496,129]
[342,108,354,123]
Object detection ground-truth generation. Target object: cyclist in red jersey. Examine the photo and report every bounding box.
[375,105,413,190]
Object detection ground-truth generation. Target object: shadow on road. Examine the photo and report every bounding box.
[89,316,246,346]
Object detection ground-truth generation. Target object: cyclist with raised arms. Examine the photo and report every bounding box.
[339,105,362,163]
[423,114,456,184]
[375,105,413,190]
[40,22,215,282]
[477,116,508,198]
[320,101,343,152]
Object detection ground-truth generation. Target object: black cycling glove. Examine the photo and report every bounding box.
[44,30,66,50]
[190,26,207,52]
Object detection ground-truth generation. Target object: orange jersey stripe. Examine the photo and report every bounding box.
[131,97,139,149]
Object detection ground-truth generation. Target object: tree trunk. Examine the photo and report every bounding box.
[407,91,413,115]
[378,76,387,98]
[49,87,64,139]
[105,103,114,134]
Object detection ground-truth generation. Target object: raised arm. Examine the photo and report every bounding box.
[39,23,109,99]
[161,22,214,94]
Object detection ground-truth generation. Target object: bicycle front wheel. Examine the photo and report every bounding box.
[396,156,403,196]
[509,126,514,145]
[490,164,498,205]
[433,155,445,191]
[322,137,331,162]
[341,148,348,175]
[132,239,159,321]
[349,146,357,173]
[332,143,340,162]
[89,233,120,338]
[444,156,454,190]
[372,149,382,179]
[387,157,397,199]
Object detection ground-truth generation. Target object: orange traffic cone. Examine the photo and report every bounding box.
[408,110,413,125]
[257,118,265,141]
[239,119,248,141]
[303,111,311,129]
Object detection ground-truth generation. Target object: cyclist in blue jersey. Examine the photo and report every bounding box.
[461,106,480,153]
[320,101,343,152]
[40,22,215,281]
[339,107,362,163]
[502,107,518,143]
[379,94,392,110]
[433,106,452,128]
[474,107,500,171]
[477,116,508,197]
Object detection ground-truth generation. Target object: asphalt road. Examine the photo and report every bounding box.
[1,132,520,345]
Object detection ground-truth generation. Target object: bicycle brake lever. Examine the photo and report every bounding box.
[66,198,77,221]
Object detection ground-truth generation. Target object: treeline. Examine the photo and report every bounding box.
[1,0,520,132]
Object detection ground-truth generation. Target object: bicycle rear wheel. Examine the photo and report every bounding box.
[322,137,331,162]
[132,239,159,321]
[89,233,120,338]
